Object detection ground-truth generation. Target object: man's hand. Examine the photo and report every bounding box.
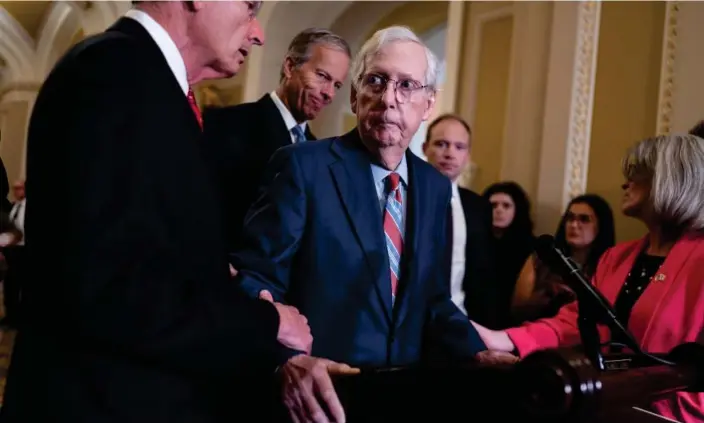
[476,350,519,367]
[280,355,360,423]
[260,290,313,354]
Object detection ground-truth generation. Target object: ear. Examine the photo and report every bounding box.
[282,57,296,80]
[350,85,358,114]
[421,91,437,121]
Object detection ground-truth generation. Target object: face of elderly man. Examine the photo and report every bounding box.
[351,40,435,168]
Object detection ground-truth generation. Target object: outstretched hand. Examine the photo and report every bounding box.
[280,355,360,423]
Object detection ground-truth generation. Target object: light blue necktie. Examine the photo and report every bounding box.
[291,125,307,143]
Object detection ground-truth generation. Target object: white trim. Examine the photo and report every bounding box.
[561,1,601,209]
[655,1,679,136]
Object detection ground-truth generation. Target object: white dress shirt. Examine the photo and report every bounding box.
[125,9,188,95]
[270,91,308,143]
[450,182,468,315]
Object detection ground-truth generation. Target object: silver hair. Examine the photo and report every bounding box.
[350,25,439,91]
[279,28,351,81]
[622,134,704,230]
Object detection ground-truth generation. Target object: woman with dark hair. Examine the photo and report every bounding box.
[511,194,615,323]
[482,181,535,328]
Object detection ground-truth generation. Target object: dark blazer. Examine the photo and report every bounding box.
[203,95,316,250]
[0,18,285,423]
[233,129,486,368]
[449,188,499,328]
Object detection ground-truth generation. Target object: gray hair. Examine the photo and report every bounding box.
[351,26,439,91]
[622,134,704,230]
[279,28,351,81]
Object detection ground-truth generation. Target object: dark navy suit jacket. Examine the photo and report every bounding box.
[233,129,486,368]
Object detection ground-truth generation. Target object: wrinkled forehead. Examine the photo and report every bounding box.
[365,41,428,82]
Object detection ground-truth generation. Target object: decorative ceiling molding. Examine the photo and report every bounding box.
[36,1,81,76]
[0,1,129,92]
[0,6,37,84]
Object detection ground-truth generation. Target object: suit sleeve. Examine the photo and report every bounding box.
[29,42,282,377]
[505,248,615,357]
[231,146,307,303]
[425,184,487,359]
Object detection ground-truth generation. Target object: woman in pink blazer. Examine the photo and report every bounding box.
[474,134,704,423]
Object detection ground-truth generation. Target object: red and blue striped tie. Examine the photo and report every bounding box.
[383,172,404,301]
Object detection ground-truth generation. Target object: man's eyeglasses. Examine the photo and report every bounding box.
[358,73,429,104]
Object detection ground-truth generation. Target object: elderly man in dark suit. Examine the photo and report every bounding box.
[233,26,490,422]
[203,28,351,253]
[422,114,499,328]
[0,2,318,423]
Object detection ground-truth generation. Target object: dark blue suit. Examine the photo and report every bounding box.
[233,129,486,367]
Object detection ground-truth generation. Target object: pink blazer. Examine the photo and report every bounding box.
[506,232,704,423]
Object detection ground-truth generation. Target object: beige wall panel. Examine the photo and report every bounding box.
[587,1,665,242]
[468,16,514,194]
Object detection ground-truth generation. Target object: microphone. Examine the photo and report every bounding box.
[533,235,642,356]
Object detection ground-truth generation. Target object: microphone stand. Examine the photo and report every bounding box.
[535,235,673,371]
[576,299,606,371]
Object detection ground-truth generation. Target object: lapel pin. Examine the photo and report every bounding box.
[654,273,666,282]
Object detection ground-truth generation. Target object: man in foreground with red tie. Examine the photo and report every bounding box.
[1,2,322,423]
[232,26,489,422]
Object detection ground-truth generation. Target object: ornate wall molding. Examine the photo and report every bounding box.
[655,1,680,136]
[562,0,601,208]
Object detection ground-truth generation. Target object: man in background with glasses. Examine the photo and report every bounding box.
[231,26,493,422]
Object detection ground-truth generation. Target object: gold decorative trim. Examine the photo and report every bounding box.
[563,1,601,207]
[655,1,680,136]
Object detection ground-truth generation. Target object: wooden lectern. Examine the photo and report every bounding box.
[332,342,704,423]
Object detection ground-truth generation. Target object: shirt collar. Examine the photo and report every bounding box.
[371,154,409,188]
[451,181,461,199]
[125,9,188,95]
[270,91,307,134]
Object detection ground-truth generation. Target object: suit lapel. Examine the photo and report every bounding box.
[329,130,392,321]
[632,233,700,345]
